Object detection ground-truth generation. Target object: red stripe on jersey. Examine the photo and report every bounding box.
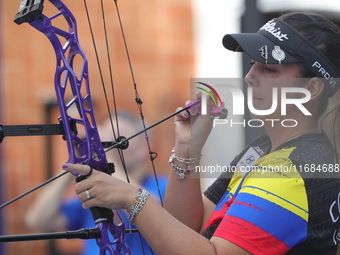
[214,215,290,255]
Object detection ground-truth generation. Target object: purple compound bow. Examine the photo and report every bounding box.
[0,2,227,254]
[14,0,130,254]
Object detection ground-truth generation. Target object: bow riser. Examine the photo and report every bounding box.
[26,2,106,170]
[14,0,130,254]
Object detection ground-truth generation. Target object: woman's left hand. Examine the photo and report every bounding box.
[62,163,138,210]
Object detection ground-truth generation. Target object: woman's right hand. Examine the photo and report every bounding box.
[174,96,215,157]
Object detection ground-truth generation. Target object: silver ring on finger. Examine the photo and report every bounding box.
[85,189,91,199]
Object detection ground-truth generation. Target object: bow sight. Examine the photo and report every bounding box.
[15,0,44,25]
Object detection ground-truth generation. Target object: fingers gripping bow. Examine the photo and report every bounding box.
[14,0,130,254]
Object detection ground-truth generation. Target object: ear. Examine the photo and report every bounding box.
[304,77,325,101]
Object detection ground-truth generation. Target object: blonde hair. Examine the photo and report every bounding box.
[320,94,340,164]
[281,12,340,164]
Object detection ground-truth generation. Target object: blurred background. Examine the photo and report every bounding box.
[1,0,340,254]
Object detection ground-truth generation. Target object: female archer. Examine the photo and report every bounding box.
[63,11,340,254]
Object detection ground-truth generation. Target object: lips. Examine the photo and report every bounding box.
[252,97,262,100]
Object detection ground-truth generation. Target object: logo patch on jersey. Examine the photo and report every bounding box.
[236,147,261,174]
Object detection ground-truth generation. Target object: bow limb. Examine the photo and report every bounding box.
[14,1,130,254]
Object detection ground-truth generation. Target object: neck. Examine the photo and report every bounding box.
[264,116,320,152]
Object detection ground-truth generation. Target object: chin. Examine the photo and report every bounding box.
[249,111,281,120]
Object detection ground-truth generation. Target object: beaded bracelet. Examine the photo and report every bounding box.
[170,164,191,179]
[128,187,150,223]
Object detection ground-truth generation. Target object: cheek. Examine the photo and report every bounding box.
[249,90,282,117]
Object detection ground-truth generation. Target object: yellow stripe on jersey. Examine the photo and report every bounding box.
[228,147,309,221]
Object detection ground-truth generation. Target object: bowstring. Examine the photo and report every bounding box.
[113,0,164,207]
[82,0,130,184]
[0,172,69,210]
[83,1,160,254]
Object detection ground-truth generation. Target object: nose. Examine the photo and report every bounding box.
[245,68,258,87]
[245,61,261,87]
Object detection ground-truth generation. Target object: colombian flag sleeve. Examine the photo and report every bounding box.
[212,148,309,255]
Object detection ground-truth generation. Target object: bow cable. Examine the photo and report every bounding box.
[82,2,150,252]
[82,0,163,205]
[82,0,130,184]
[113,0,164,206]
[81,3,166,248]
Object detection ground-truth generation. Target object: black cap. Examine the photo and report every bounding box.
[223,18,340,97]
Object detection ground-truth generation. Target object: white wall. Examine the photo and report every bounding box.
[257,0,340,13]
[192,0,245,189]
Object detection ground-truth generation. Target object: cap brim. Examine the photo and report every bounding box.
[221,18,340,97]
[222,33,299,64]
